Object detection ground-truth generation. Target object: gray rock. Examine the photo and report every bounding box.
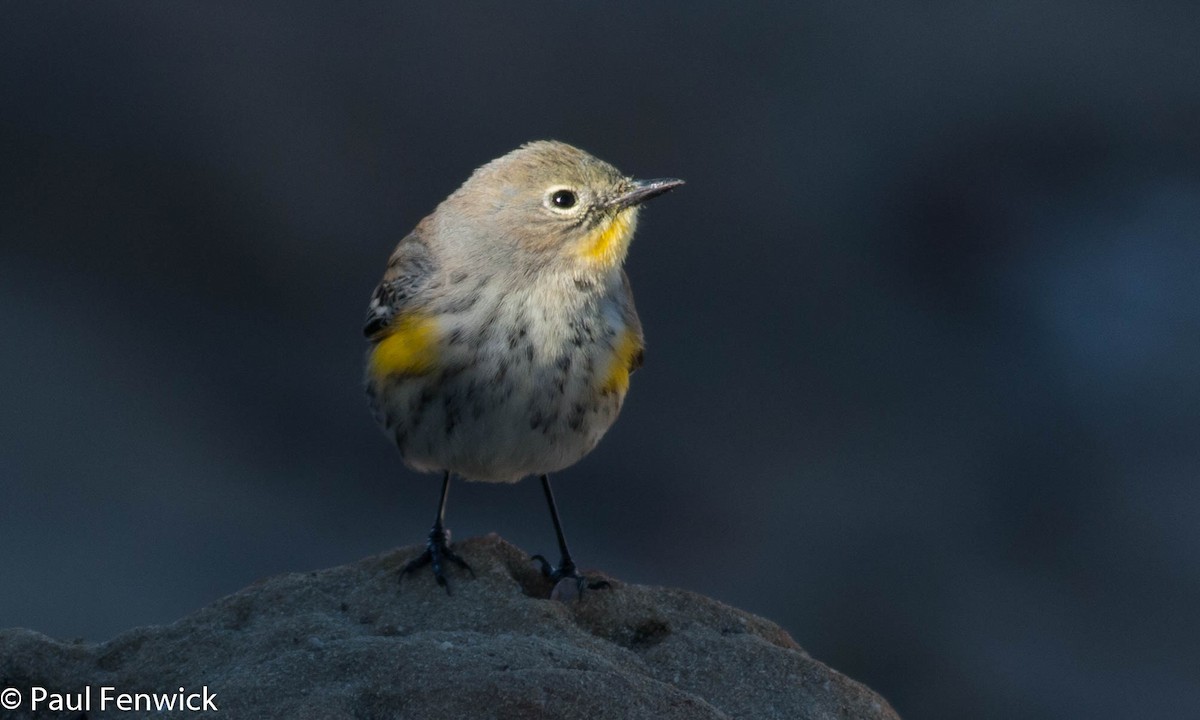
[0,535,899,719]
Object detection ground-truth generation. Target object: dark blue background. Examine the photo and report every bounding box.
[3,3,1198,718]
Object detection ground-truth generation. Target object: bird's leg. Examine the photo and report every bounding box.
[531,474,610,596]
[401,470,473,594]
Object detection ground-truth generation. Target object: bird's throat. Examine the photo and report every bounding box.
[579,210,636,271]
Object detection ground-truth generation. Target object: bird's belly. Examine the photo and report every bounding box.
[369,336,626,483]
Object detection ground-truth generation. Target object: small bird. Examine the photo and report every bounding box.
[364,141,682,593]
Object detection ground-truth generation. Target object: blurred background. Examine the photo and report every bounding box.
[2,2,1198,718]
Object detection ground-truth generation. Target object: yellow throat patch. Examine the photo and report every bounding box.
[369,314,439,379]
[580,210,636,270]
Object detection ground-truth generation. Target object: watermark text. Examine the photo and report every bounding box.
[1,685,217,713]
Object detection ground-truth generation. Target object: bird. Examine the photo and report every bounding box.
[363,140,683,594]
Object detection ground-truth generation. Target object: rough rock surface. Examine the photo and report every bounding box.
[1,535,899,719]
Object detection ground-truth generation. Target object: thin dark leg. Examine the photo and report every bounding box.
[531,474,609,595]
[401,471,473,594]
[540,473,577,576]
[434,468,451,527]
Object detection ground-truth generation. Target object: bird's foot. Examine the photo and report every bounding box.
[401,525,473,594]
[530,554,611,601]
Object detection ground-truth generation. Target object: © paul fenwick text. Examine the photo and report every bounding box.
[1,685,218,713]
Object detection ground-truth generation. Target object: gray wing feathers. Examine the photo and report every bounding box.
[619,269,645,372]
[363,228,437,340]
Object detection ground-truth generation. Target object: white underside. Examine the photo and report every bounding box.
[370,272,631,483]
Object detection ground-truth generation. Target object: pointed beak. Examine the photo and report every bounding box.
[606,178,685,210]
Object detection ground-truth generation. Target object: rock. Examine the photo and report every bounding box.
[0,535,899,719]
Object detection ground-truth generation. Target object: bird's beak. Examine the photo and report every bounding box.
[606,178,685,210]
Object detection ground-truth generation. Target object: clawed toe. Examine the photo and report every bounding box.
[531,553,610,600]
[402,526,473,594]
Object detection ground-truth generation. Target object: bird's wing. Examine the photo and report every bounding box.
[619,269,645,373]
[363,224,438,341]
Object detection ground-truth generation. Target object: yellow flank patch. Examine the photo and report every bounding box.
[601,327,643,395]
[581,210,635,269]
[369,314,439,379]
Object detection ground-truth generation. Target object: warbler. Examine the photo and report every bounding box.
[363,140,682,594]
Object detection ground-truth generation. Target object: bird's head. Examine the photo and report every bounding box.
[437,140,683,280]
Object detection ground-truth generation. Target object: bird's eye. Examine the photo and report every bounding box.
[551,189,577,209]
